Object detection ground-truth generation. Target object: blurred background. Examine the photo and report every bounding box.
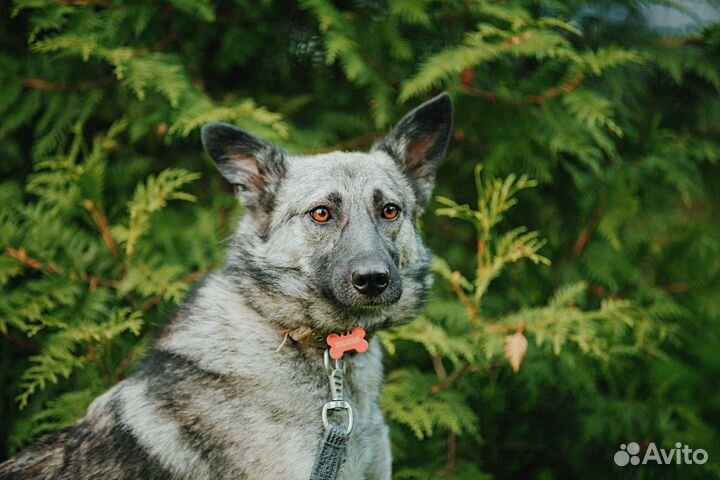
[1,1,719,478]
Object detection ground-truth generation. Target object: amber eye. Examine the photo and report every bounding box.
[382,204,400,220]
[310,206,332,223]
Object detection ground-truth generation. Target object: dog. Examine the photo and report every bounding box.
[0,93,453,479]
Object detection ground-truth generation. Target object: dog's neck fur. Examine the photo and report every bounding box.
[158,274,317,373]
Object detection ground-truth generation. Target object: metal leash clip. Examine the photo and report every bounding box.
[322,349,354,434]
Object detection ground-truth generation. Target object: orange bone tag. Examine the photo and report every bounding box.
[327,327,369,360]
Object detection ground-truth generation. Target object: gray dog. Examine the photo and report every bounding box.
[0,93,452,479]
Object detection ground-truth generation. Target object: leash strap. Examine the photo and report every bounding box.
[308,426,348,480]
[309,350,354,480]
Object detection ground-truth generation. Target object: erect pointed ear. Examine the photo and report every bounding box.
[372,93,453,211]
[201,123,286,210]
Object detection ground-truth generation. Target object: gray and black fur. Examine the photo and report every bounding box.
[0,93,453,479]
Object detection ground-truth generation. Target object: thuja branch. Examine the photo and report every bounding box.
[4,247,59,273]
[432,364,479,394]
[3,247,117,290]
[23,77,114,93]
[459,73,585,106]
[84,200,121,260]
[139,269,208,312]
[431,348,456,474]
[520,74,585,105]
[573,205,602,257]
[358,50,399,87]
[57,0,111,6]
[449,271,478,322]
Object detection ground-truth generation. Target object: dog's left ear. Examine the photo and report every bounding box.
[372,93,453,210]
[201,123,286,210]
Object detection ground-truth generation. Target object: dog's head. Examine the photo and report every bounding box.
[202,94,452,334]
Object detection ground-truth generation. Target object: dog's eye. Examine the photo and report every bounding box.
[381,204,400,221]
[309,206,332,223]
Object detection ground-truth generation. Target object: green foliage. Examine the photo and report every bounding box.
[113,168,201,259]
[1,1,719,478]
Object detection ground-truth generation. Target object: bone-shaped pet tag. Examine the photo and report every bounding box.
[327,327,369,360]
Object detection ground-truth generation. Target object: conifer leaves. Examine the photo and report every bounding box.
[8,388,97,456]
[168,0,216,23]
[168,95,287,139]
[563,90,624,138]
[301,0,396,127]
[113,169,201,259]
[399,11,580,101]
[380,316,476,366]
[437,166,539,238]
[117,262,188,305]
[382,369,478,440]
[31,37,190,107]
[400,8,643,106]
[1,114,203,416]
[16,307,143,409]
[389,0,431,27]
[16,0,286,146]
[436,165,549,307]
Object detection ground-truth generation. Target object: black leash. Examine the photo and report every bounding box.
[309,426,349,480]
[309,350,353,480]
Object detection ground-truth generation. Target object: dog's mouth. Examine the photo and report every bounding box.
[341,293,402,315]
[323,282,402,311]
[313,292,403,335]
[351,304,387,312]
[356,304,385,309]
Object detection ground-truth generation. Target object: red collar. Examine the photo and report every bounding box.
[276,326,374,353]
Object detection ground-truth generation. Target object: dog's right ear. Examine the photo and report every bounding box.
[372,93,452,212]
[201,123,286,208]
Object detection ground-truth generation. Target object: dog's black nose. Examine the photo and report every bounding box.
[351,267,389,296]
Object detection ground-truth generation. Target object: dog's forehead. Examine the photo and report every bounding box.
[282,151,408,201]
